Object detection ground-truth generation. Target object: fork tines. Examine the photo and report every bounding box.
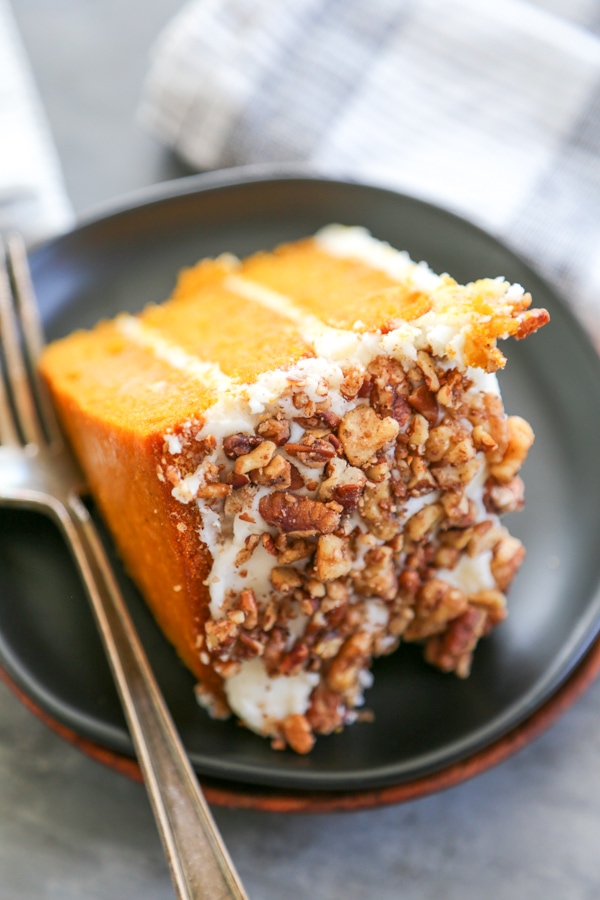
[0,234,60,448]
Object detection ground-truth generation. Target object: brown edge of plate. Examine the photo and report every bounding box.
[3,631,600,814]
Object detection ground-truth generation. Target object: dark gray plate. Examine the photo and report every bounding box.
[1,167,600,791]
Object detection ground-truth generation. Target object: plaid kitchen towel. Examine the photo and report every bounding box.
[0,0,73,244]
[141,0,600,342]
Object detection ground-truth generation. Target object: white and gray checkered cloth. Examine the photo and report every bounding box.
[141,0,600,343]
[0,0,73,243]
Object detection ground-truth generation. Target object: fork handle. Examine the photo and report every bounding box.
[54,493,247,900]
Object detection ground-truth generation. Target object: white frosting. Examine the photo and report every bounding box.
[224,658,319,735]
[315,224,442,293]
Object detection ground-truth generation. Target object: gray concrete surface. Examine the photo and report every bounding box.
[3,1,600,897]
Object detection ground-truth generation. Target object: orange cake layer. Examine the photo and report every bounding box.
[40,225,549,753]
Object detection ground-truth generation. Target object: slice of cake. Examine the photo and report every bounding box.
[39,226,549,754]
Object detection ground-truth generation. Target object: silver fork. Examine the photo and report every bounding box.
[0,233,248,900]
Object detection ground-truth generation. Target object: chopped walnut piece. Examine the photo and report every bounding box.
[338,406,400,467]
[234,440,277,475]
[281,714,315,754]
[259,491,342,536]
[256,416,291,446]
[326,632,373,693]
[315,534,353,581]
[489,416,534,484]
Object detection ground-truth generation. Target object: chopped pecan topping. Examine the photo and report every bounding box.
[270,566,303,593]
[234,440,277,475]
[275,535,315,565]
[424,606,488,677]
[259,491,342,536]
[472,424,498,453]
[285,434,337,468]
[326,632,372,694]
[195,482,232,499]
[469,589,507,628]
[405,502,444,542]
[432,457,481,491]
[408,384,439,424]
[306,685,344,734]
[359,479,400,541]
[315,534,353,581]
[317,458,366,511]
[354,546,397,600]
[489,416,534,484]
[416,350,440,392]
[484,475,525,515]
[223,433,263,458]
[491,534,525,591]
[239,588,259,630]
[340,365,365,400]
[235,534,260,567]
[424,424,453,462]
[256,416,291,446]
[338,406,400,467]
[407,456,438,495]
[437,369,468,409]
[281,713,315,754]
[205,618,240,653]
[251,454,292,488]
[368,356,412,426]
[279,642,310,676]
[407,413,430,450]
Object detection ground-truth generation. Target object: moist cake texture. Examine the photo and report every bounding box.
[40,226,549,754]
